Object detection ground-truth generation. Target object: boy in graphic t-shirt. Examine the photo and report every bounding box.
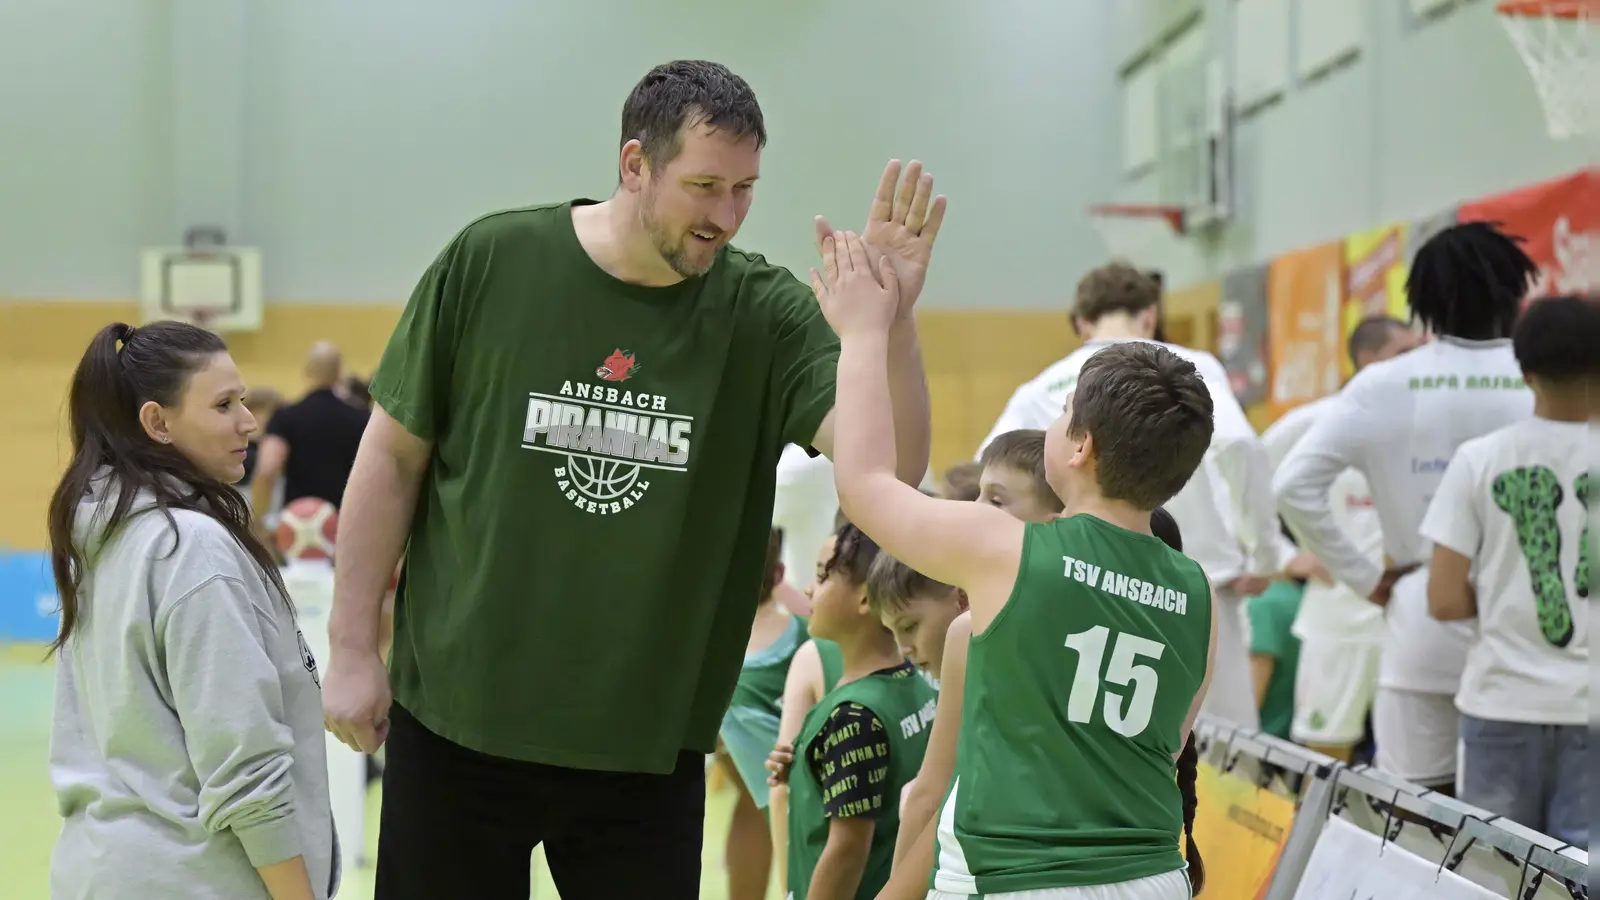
[1419,295,1595,846]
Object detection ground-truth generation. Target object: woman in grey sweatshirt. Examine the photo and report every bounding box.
[45,322,338,900]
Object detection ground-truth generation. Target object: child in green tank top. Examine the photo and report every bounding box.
[812,238,1218,899]
[766,522,936,900]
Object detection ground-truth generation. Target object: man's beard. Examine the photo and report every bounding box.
[640,187,718,278]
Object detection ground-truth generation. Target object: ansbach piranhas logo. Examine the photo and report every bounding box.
[521,349,692,515]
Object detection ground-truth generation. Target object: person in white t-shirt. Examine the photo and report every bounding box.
[1273,221,1537,791]
[1262,316,1419,760]
[1419,295,1595,844]
[981,261,1287,729]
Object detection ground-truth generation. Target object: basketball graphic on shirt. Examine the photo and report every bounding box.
[276,497,338,561]
[565,456,643,502]
[519,352,696,516]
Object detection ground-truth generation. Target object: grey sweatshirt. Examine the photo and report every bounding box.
[49,475,339,899]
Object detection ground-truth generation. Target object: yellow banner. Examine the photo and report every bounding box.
[1190,764,1296,900]
[1342,223,1411,379]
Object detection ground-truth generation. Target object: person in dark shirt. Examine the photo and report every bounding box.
[251,341,370,528]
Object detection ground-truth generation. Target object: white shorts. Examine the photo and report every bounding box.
[1371,687,1458,785]
[928,868,1191,900]
[1291,639,1381,745]
[1198,589,1260,730]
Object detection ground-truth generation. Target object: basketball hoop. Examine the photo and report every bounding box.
[1087,204,1187,265]
[184,307,226,334]
[1495,0,1597,140]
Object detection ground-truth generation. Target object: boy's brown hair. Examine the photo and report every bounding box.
[866,553,958,619]
[939,461,984,501]
[1073,261,1161,325]
[979,429,1064,513]
[1068,343,1213,510]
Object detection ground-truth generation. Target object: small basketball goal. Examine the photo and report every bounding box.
[1495,0,1597,140]
[1086,203,1188,265]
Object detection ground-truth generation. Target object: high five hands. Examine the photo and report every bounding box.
[813,160,947,321]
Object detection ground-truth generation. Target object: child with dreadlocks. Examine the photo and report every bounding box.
[1274,220,1537,794]
[766,521,937,900]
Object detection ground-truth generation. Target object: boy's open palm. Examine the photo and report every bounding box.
[810,230,899,337]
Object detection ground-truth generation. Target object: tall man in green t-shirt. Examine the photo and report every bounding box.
[319,59,942,900]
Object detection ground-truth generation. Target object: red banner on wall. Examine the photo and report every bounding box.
[1456,168,1599,299]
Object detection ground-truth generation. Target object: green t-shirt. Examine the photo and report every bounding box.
[787,660,937,900]
[370,201,840,774]
[938,515,1212,894]
[1247,580,1303,740]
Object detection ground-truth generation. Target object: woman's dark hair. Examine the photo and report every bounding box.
[1150,507,1182,552]
[1405,221,1536,340]
[46,322,288,656]
[1177,732,1205,895]
[820,521,881,586]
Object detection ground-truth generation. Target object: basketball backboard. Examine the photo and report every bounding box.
[138,245,263,333]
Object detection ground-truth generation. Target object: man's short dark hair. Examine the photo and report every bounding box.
[1345,316,1407,366]
[1068,343,1214,510]
[979,429,1064,513]
[866,553,957,619]
[1073,261,1162,325]
[1513,295,1600,382]
[620,60,766,168]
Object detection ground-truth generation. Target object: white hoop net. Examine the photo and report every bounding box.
[1497,2,1598,140]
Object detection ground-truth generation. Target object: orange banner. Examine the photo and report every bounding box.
[1266,241,1345,419]
[1458,168,1599,300]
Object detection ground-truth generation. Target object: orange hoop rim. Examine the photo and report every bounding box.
[1495,0,1592,20]
[1086,203,1187,235]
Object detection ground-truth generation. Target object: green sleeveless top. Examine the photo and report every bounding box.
[788,661,937,900]
[935,514,1212,894]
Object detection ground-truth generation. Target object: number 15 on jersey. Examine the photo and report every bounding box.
[1065,626,1165,738]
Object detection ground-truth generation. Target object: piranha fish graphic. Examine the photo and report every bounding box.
[596,349,642,382]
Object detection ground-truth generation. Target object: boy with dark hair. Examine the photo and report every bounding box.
[1419,294,1596,845]
[978,428,1066,521]
[814,232,1217,899]
[1274,221,1537,793]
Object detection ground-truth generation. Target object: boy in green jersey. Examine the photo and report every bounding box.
[768,523,937,900]
[813,232,1218,899]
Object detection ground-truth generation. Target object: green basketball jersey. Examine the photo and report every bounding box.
[370,201,839,774]
[788,663,937,900]
[935,514,1212,894]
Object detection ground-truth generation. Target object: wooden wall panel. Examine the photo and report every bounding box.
[0,300,1093,547]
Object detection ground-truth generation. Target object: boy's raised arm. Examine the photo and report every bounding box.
[814,230,1023,596]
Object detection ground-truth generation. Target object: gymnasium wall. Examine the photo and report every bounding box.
[0,0,1124,308]
[1109,0,1592,286]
